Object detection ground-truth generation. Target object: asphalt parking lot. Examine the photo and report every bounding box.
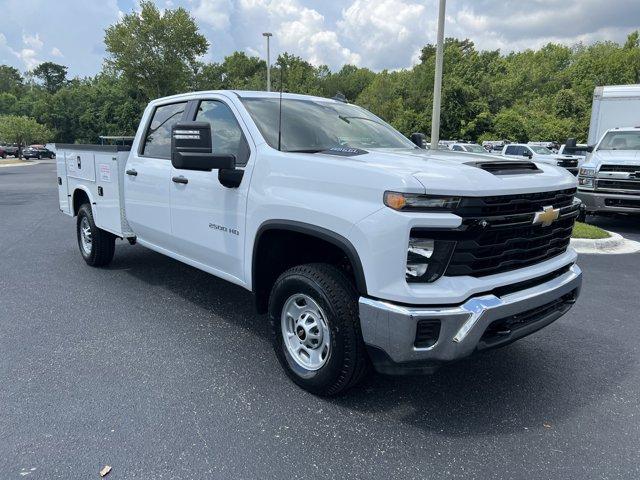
[1,162,640,479]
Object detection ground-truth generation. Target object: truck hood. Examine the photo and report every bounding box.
[591,150,640,165]
[355,148,578,196]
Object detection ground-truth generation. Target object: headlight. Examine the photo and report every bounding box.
[406,236,456,283]
[579,167,596,177]
[384,192,460,211]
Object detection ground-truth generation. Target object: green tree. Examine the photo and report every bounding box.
[0,65,23,94]
[104,1,208,100]
[0,115,53,156]
[31,62,68,93]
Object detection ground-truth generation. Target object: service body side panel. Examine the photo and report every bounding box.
[56,144,132,237]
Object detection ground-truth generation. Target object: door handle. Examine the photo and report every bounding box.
[126,169,138,176]
[172,176,188,184]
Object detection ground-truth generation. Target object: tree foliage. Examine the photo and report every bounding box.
[31,62,68,93]
[104,0,208,100]
[0,115,52,147]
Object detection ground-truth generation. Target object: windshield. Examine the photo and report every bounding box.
[598,131,640,151]
[529,146,553,155]
[464,144,486,153]
[240,97,416,152]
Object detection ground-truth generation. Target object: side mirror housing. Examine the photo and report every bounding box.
[171,122,236,171]
[586,145,594,153]
[410,132,427,149]
[522,151,532,158]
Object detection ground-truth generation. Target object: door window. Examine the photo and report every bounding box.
[142,102,187,158]
[196,100,250,166]
[505,145,518,155]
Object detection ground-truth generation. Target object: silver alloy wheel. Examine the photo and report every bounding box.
[80,216,92,255]
[281,293,331,371]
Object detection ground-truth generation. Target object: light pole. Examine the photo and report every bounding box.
[263,32,273,92]
[430,0,446,150]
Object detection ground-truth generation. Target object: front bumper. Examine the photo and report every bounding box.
[578,189,640,214]
[359,264,582,375]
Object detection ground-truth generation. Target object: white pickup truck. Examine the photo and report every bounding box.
[57,90,583,395]
[501,144,580,175]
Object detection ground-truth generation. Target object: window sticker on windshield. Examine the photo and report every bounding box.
[321,147,368,156]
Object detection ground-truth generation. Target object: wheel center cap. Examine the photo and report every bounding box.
[296,326,306,340]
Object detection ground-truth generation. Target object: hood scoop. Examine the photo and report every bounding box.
[465,160,542,175]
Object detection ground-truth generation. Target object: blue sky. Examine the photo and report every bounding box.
[0,0,639,77]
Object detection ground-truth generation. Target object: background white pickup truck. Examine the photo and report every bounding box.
[57,90,583,395]
[501,143,580,175]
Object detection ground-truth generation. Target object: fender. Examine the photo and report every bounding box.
[252,219,368,296]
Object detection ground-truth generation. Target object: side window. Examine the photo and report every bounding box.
[142,102,187,159]
[196,100,250,166]
[505,146,517,155]
[452,145,463,151]
[524,147,533,156]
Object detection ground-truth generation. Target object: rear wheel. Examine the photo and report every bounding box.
[77,203,115,267]
[269,263,369,396]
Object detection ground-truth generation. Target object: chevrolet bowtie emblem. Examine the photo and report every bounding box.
[532,206,560,227]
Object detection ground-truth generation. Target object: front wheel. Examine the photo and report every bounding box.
[77,203,115,267]
[269,263,369,396]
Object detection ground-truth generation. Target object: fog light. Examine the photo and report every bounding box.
[406,236,456,283]
[579,177,594,187]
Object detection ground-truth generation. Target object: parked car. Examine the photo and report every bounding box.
[56,90,582,395]
[23,145,55,159]
[448,143,488,154]
[502,143,579,175]
[0,146,6,158]
[0,143,19,157]
[577,127,640,217]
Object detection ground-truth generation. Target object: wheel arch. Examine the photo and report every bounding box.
[251,220,368,313]
[71,186,94,217]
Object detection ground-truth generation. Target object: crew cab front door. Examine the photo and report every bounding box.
[125,101,188,250]
[169,98,252,284]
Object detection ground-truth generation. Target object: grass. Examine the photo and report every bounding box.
[572,222,610,239]
[0,157,29,165]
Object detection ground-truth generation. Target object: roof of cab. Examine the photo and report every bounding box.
[148,89,340,105]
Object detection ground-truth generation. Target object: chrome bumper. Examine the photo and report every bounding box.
[578,190,640,213]
[359,264,582,375]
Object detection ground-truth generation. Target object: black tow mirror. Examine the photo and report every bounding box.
[410,132,427,149]
[522,151,532,158]
[586,145,594,153]
[171,122,235,171]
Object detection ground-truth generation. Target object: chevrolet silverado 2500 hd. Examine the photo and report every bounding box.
[57,90,583,395]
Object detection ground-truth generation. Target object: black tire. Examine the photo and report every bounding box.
[269,263,369,396]
[76,203,115,267]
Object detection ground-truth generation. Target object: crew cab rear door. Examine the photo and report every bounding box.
[124,101,188,250]
[169,97,253,284]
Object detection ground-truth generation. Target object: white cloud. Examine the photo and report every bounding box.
[22,33,44,50]
[193,0,234,29]
[238,0,360,67]
[51,47,64,58]
[16,48,40,70]
[338,0,432,70]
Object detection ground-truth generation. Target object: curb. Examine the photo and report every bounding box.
[571,231,640,255]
